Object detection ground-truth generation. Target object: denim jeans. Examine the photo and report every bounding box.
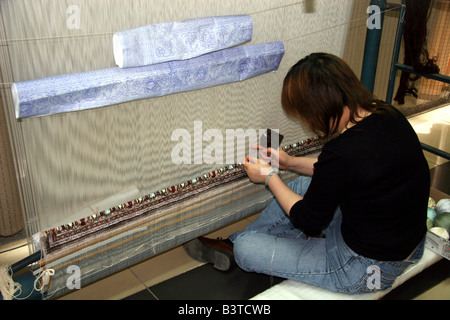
[229,176,425,294]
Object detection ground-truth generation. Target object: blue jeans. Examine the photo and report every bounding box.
[229,176,425,294]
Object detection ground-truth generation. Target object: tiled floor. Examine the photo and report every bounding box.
[1,105,449,300]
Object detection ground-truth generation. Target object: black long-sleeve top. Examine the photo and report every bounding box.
[290,105,430,261]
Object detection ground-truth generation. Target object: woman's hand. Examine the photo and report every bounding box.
[252,146,292,171]
[243,156,274,184]
[254,145,318,177]
[244,153,304,215]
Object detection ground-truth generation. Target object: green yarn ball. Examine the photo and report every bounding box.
[426,217,434,230]
[427,207,437,221]
[434,212,450,233]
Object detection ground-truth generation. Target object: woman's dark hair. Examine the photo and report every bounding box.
[281,53,384,137]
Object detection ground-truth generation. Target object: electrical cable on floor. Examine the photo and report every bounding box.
[0,242,31,255]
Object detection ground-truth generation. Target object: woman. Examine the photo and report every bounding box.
[183,53,430,294]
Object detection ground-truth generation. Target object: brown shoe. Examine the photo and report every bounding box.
[183,237,234,271]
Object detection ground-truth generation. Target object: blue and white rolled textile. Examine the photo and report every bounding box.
[113,15,253,68]
[13,42,285,119]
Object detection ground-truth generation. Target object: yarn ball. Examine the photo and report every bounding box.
[433,212,450,233]
[426,217,433,230]
[427,207,437,221]
[435,199,450,215]
[429,227,449,240]
[428,197,436,209]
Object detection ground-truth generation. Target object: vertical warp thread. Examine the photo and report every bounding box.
[0,0,354,247]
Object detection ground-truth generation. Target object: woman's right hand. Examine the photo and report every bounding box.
[252,146,292,171]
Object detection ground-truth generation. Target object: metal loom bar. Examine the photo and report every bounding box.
[360,0,387,93]
[386,0,406,104]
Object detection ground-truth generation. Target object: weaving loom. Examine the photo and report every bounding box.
[0,0,356,299]
[37,137,325,298]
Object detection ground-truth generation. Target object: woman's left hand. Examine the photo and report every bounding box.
[243,156,274,184]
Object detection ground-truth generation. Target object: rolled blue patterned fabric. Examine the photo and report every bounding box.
[113,15,253,68]
[13,42,284,119]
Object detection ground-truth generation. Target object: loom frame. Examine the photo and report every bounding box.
[384,0,450,160]
[37,139,324,300]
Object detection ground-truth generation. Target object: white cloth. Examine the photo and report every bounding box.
[113,15,253,68]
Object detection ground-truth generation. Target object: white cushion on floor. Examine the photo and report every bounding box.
[251,249,443,300]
